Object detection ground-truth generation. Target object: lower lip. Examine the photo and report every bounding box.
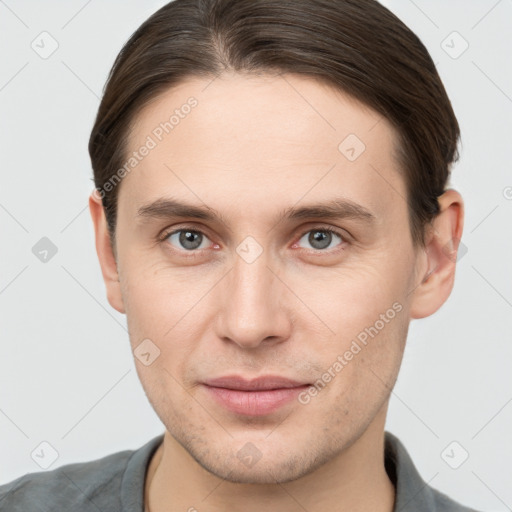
[203,384,310,416]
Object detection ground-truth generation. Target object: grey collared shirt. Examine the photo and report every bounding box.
[0,431,481,511]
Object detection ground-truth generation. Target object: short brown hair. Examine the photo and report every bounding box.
[88,0,460,249]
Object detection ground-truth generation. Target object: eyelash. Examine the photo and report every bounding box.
[157,224,348,257]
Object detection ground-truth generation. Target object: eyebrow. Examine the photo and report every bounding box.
[136,197,377,227]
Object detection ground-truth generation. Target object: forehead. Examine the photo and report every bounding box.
[120,72,405,222]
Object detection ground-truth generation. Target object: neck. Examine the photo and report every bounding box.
[145,414,395,512]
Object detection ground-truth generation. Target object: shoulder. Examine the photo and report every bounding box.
[0,448,132,512]
[0,436,162,512]
[429,486,483,512]
[384,431,483,512]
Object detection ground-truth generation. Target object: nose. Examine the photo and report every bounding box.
[214,248,292,349]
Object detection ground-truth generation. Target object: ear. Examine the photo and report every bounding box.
[409,188,464,319]
[89,190,126,314]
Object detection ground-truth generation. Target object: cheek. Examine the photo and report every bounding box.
[290,258,410,393]
[120,255,204,329]
[120,260,222,378]
[303,300,408,430]
[289,255,409,339]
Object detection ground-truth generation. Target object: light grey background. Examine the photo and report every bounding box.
[1,1,511,510]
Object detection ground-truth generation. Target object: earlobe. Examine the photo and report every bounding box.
[88,190,126,314]
[409,188,464,319]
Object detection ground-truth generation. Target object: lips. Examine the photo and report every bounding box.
[201,375,311,416]
[202,375,309,391]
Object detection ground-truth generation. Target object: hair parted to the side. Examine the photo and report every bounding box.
[88,0,460,250]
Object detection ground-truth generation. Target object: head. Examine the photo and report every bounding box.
[89,0,464,484]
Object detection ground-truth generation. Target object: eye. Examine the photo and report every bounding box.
[164,229,212,251]
[158,225,346,256]
[295,228,345,251]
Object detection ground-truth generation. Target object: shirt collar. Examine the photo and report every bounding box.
[385,430,438,511]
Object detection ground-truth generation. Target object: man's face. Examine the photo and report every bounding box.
[113,72,423,483]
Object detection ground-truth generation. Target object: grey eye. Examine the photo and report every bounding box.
[167,230,210,251]
[298,230,342,250]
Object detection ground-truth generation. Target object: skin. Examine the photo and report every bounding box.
[89,72,464,512]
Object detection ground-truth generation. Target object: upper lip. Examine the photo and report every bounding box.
[203,375,309,391]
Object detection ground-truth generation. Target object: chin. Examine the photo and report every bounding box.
[190,439,336,486]
[203,460,306,485]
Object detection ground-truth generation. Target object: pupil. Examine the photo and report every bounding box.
[310,230,331,249]
[180,231,201,250]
